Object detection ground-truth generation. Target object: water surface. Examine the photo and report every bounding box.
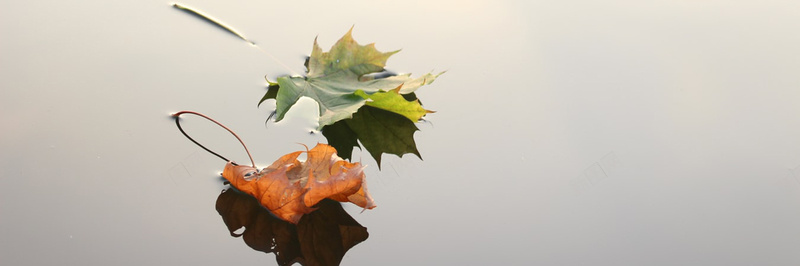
[2,0,800,265]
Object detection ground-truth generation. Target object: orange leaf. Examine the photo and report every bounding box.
[222,143,376,224]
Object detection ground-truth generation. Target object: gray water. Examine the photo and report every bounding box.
[3,0,800,265]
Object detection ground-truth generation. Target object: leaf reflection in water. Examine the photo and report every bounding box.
[216,188,369,266]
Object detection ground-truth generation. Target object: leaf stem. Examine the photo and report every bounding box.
[173,111,256,168]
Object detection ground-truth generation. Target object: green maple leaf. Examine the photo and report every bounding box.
[272,28,442,128]
[322,105,420,167]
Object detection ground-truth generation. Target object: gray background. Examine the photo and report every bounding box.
[2,0,800,265]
